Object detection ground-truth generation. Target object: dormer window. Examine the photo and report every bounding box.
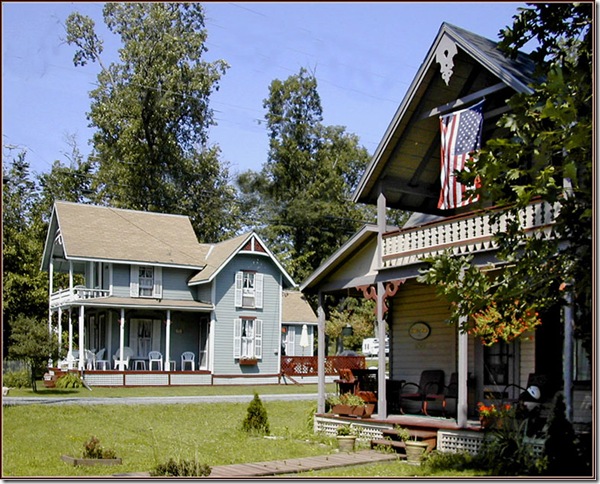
[130,265,162,298]
[235,271,263,309]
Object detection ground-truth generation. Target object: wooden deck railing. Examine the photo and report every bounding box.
[382,199,558,268]
[281,356,366,376]
[50,286,110,308]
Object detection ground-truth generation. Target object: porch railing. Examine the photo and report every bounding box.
[281,356,366,376]
[50,286,110,308]
[382,199,558,268]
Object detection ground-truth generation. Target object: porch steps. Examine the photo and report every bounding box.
[370,428,437,454]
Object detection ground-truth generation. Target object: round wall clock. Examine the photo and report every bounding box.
[409,321,431,340]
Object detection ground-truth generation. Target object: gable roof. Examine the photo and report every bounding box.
[352,22,535,214]
[41,201,208,271]
[282,291,318,324]
[188,231,296,288]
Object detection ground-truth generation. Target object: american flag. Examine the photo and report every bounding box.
[437,100,484,210]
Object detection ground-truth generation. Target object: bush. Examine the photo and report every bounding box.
[3,369,30,388]
[424,450,475,471]
[241,392,270,435]
[82,436,117,459]
[150,458,211,477]
[55,373,83,389]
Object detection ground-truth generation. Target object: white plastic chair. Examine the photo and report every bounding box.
[113,346,134,370]
[181,352,195,371]
[95,348,109,370]
[148,351,163,371]
[85,349,96,370]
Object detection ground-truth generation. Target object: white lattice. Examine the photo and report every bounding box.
[437,430,484,455]
[85,373,124,386]
[314,416,392,441]
[125,373,169,386]
[171,373,212,385]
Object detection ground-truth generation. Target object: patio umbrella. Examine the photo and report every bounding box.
[299,324,309,355]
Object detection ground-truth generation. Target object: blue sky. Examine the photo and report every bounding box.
[2,2,527,178]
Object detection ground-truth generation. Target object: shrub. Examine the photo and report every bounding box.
[241,392,270,435]
[2,369,30,388]
[424,450,475,471]
[82,436,117,459]
[55,373,83,389]
[336,424,355,436]
[150,458,211,477]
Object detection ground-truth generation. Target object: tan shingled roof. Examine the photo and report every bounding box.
[282,291,318,324]
[55,201,208,267]
[188,232,251,284]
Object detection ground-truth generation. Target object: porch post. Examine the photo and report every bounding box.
[78,305,85,370]
[317,292,326,414]
[457,318,469,427]
[118,308,125,371]
[68,308,73,355]
[57,307,63,355]
[69,260,74,294]
[165,310,171,371]
[48,258,53,336]
[376,189,388,418]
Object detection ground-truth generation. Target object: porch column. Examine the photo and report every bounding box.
[376,188,388,418]
[317,292,326,414]
[118,308,125,371]
[78,305,85,370]
[457,317,469,428]
[68,309,73,354]
[165,310,171,371]
[69,260,74,294]
[57,307,63,355]
[48,258,53,336]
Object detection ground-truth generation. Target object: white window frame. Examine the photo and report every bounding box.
[233,318,263,359]
[130,265,162,298]
[235,271,263,309]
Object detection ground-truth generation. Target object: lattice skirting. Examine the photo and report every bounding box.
[314,416,393,441]
[437,430,545,457]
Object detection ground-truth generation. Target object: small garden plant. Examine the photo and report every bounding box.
[82,436,117,460]
[150,458,211,477]
[336,424,355,436]
[241,392,270,435]
[55,373,83,389]
[393,425,412,442]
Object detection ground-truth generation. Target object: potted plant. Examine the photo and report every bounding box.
[326,393,375,418]
[336,424,357,452]
[477,401,513,429]
[394,425,428,465]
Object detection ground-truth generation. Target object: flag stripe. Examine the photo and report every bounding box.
[437,100,484,210]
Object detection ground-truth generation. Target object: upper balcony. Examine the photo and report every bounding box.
[50,286,110,309]
[382,199,559,269]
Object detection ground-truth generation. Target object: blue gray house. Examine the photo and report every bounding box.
[41,201,315,386]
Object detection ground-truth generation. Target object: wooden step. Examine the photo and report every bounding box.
[370,439,407,456]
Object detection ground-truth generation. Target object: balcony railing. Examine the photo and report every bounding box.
[382,199,558,269]
[50,286,110,308]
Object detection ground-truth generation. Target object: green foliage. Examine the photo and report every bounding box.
[150,458,211,477]
[326,393,367,408]
[65,3,239,241]
[336,424,355,436]
[237,67,382,283]
[326,297,378,350]
[393,425,411,442]
[55,373,83,389]
[241,392,270,435]
[419,4,592,352]
[424,450,475,472]
[82,436,117,460]
[7,314,58,392]
[2,369,31,389]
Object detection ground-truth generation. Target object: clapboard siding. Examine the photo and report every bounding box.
[111,264,130,297]
[212,254,282,375]
[162,267,196,301]
[518,331,536,388]
[390,280,457,385]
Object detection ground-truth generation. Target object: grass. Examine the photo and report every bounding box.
[7,382,334,398]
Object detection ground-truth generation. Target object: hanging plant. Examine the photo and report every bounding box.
[470,301,542,346]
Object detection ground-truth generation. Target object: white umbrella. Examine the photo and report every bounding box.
[299,324,309,355]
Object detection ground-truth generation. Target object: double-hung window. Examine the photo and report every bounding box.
[235,271,263,308]
[233,318,263,359]
[130,265,162,298]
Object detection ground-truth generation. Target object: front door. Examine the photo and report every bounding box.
[198,317,210,370]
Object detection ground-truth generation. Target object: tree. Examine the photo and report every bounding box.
[326,298,377,353]
[2,152,48,355]
[238,68,378,282]
[8,314,59,391]
[419,4,592,350]
[65,3,239,241]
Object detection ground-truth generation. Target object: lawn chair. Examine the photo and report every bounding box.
[334,368,358,395]
[113,346,134,370]
[423,372,457,417]
[84,349,96,370]
[398,369,445,415]
[95,348,109,370]
[148,351,163,371]
[181,351,195,370]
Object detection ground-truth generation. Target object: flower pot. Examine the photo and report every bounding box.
[351,404,375,418]
[479,415,498,429]
[336,435,356,452]
[239,358,257,366]
[332,404,353,416]
[404,441,428,465]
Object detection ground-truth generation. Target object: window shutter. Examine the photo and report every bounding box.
[255,273,264,309]
[233,319,241,359]
[130,265,139,297]
[254,319,263,359]
[153,267,162,298]
[288,325,296,356]
[234,272,243,307]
